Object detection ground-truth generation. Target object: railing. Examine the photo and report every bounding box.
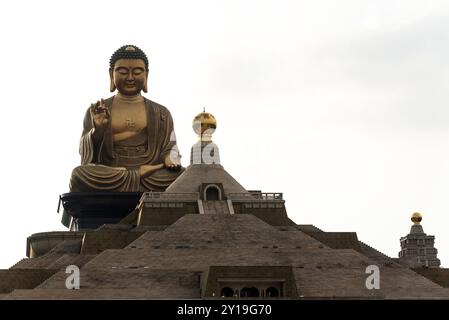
[142,192,200,201]
[142,192,282,201]
[228,193,283,201]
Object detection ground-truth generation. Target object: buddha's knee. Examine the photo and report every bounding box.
[69,165,102,191]
[69,166,84,191]
[71,165,83,176]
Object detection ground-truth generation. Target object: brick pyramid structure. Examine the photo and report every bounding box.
[1,114,449,299]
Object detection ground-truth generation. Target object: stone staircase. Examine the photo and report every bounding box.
[202,201,230,214]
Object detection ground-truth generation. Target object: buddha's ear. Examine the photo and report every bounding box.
[143,71,148,93]
[109,68,116,92]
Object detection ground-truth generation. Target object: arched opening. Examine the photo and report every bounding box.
[240,287,260,298]
[221,287,234,298]
[266,287,280,297]
[205,186,220,200]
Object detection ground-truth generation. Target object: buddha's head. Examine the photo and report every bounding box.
[109,45,149,95]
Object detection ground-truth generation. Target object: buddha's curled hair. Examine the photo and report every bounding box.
[109,45,149,71]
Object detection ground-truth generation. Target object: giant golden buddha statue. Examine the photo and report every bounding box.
[69,45,184,192]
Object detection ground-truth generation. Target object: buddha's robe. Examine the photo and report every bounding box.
[70,95,184,192]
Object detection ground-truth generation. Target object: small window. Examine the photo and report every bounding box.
[221,287,234,298]
[240,287,260,298]
[266,287,280,297]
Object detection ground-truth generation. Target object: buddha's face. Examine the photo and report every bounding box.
[111,59,147,95]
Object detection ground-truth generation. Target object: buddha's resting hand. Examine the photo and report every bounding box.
[140,163,164,178]
[164,154,181,171]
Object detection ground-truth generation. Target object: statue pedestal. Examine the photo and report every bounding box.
[59,192,142,231]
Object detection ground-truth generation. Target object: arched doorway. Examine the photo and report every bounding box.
[220,287,234,298]
[240,287,260,298]
[265,287,279,297]
[205,185,220,200]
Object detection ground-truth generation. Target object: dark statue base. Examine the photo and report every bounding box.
[59,192,142,230]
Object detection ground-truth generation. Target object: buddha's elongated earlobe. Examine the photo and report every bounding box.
[143,74,148,93]
[109,80,116,92]
[109,69,116,92]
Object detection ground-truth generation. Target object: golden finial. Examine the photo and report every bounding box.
[192,110,217,141]
[125,46,136,51]
[411,212,422,225]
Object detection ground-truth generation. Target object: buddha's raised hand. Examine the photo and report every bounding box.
[90,98,110,130]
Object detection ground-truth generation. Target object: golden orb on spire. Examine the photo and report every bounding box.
[411,212,422,225]
[192,110,217,141]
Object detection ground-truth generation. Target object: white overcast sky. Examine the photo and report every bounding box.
[0,0,448,268]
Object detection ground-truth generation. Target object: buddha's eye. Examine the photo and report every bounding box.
[133,69,144,75]
[115,67,129,75]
